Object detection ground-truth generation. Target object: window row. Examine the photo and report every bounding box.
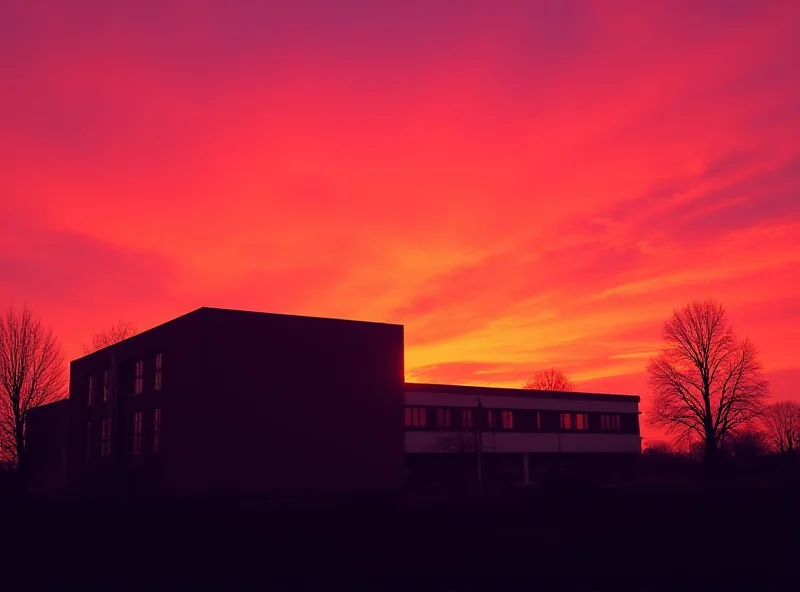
[404,407,633,434]
[86,352,163,405]
[87,409,161,459]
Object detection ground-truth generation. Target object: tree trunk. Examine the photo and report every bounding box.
[703,432,720,493]
[15,417,27,495]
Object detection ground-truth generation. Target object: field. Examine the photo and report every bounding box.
[6,482,800,590]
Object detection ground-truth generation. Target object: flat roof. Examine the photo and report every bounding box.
[404,382,640,403]
[195,306,403,328]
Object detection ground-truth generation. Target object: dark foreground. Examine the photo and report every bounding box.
[6,483,800,590]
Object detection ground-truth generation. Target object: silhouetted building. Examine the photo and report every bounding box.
[26,307,640,499]
[403,383,640,488]
[65,307,405,499]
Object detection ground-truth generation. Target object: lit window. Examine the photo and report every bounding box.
[154,408,161,452]
[576,413,590,431]
[87,375,94,405]
[560,413,572,430]
[101,418,112,457]
[134,360,143,394]
[461,409,474,429]
[154,353,163,391]
[601,414,621,431]
[486,410,495,429]
[536,412,541,430]
[404,407,427,428]
[501,410,514,429]
[103,370,109,402]
[436,408,452,428]
[133,412,143,455]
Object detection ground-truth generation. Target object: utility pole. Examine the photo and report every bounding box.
[475,396,483,493]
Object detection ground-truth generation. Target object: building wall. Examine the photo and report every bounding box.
[405,431,642,454]
[404,390,640,414]
[188,308,406,496]
[67,311,210,499]
[402,385,641,488]
[25,399,69,494]
[403,386,641,456]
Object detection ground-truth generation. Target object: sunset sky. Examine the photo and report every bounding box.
[3,1,799,441]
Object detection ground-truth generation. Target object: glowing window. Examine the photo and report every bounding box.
[154,353,163,390]
[404,407,427,428]
[601,414,621,431]
[134,360,144,394]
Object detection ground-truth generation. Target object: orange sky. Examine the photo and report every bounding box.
[2,1,800,442]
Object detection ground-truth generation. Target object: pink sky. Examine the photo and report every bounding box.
[2,1,799,441]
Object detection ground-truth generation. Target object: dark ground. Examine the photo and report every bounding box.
[5,482,800,590]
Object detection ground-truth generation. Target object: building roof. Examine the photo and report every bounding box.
[73,306,403,362]
[404,382,640,403]
[193,306,403,328]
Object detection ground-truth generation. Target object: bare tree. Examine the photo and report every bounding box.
[82,320,138,354]
[647,300,769,463]
[0,305,66,473]
[760,401,800,454]
[523,368,574,391]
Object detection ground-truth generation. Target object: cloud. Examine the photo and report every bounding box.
[0,219,176,311]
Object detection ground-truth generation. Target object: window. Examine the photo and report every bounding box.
[601,414,621,431]
[404,407,427,428]
[461,409,474,429]
[486,410,495,429]
[133,412,143,455]
[501,410,514,429]
[154,409,161,452]
[103,370,109,402]
[87,375,94,405]
[536,411,541,430]
[134,360,143,394]
[154,353,163,391]
[436,408,452,428]
[87,421,92,459]
[560,413,589,431]
[101,418,111,457]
